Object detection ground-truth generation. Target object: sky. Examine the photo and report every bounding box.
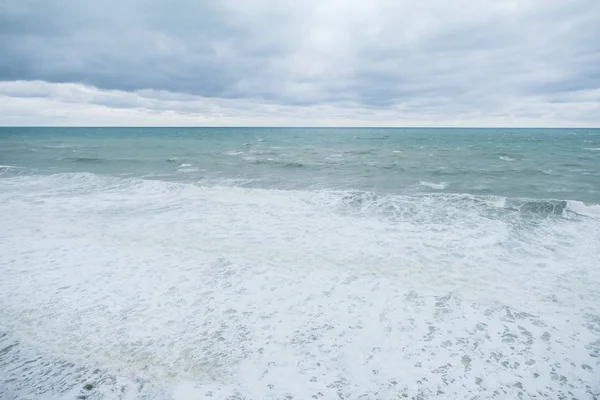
[0,0,599,127]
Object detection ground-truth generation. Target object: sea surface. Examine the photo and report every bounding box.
[0,127,599,399]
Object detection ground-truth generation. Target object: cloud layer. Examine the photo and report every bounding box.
[1,0,599,126]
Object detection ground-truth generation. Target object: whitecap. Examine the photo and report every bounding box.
[499,156,514,161]
[567,200,600,218]
[487,196,506,208]
[419,181,448,190]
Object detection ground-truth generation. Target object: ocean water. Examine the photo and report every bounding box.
[0,127,599,399]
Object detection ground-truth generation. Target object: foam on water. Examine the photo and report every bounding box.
[0,165,27,178]
[419,181,449,190]
[1,173,599,399]
[567,200,600,219]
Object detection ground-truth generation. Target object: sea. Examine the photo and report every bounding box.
[0,127,599,399]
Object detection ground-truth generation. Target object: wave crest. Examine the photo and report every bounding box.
[2,172,598,222]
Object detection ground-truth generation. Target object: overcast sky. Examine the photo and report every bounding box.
[1,0,599,127]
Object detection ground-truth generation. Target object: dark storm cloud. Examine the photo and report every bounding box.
[0,0,599,115]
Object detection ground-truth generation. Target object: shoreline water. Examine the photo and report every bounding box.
[1,128,599,399]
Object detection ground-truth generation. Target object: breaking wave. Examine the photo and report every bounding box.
[1,172,599,399]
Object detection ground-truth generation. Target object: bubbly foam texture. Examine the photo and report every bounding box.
[567,200,600,219]
[1,173,599,399]
[0,165,25,178]
[419,181,448,190]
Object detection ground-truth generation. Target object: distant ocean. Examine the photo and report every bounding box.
[1,127,599,399]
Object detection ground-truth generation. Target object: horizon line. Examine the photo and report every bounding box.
[1,126,599,129]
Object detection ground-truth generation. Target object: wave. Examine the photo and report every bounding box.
[355,136,389,140]
[499,156,515,162]
[2,171,599,399]
[506,198,567,215]
[323,189,596,221]
[59,157,105,163]
[419,181,448,190]
[250,150,281,156]
[2,172,598,222]
[344,149,376,155]
[0,165,27,178]
[58,157,149,165]
[566,200,600,218]
[251,159,305,168]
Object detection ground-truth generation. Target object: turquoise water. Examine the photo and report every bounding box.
[1,128,599,399]
[1,127,599,201]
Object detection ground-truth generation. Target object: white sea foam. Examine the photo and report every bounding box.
[481,195,506,208]
[567,200,600,219]
[0,165,32,178]
[177,164,198,173]
[0,173,599,399]
[419,181,448,190]
[584,147,600,151]
[499,156,514,161]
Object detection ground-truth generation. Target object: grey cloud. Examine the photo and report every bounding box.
[0,0,599,118]
[1,0,280,96]
[0,80,220,115]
